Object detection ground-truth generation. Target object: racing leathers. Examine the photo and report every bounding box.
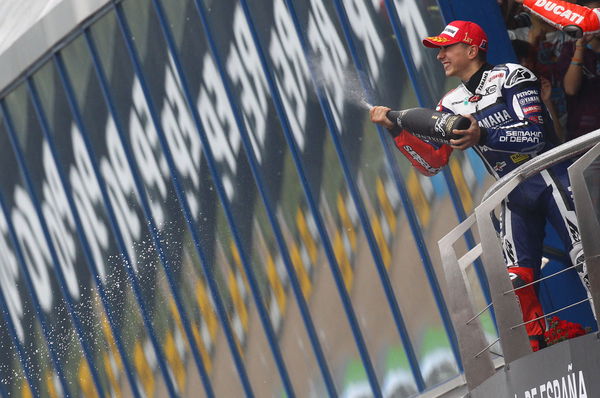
[522,0,600,36]
[392,63,585,351]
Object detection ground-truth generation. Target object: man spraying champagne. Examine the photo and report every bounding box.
[370,20,590,351]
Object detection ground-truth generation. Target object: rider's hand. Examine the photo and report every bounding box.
[450,114,480,150]
[369,106,395,130]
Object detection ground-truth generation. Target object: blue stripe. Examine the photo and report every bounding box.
[26,73,144,398]
[330,0,463,374]
[151,0,294,394]
[0,276,41,398]
[236,0,384,396]
[0,107,73,398]
[112,3,260,396]
[381,0,436,108]
[3,100,107,397]
[192,0,338,395]
[281,0,426,392]
[53,52,179,397]
[83,25,217,398]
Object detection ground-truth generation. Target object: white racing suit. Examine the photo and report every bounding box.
[392,63,586,350]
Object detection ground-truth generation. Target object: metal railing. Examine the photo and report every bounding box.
[438,129,600,390]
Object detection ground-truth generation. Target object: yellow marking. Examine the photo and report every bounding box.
[78,360,98,398]
[296,208,318,264]
[266,252,287,315]
[228,269,249,333]
[511,153,530,164]
[289,243,312,299]
[230,241,250,292]
[169,298,204,385]
[407,169,431,225]
[134,342,155,397]
[376,178,397,232]
[450,157,474,213]
[103,353,122,398]
[169,299,184,334]
[22,380,33,398]
[427,36,450,43]
[196,280,218,342]
[333,231,354,290]
[164,331,186,393]
[101,314,123,372]
[45,370,58,398]
[337,193,357,250]
[371,211,392,269]
[191,324,213,373]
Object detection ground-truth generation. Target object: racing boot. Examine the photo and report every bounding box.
[508,266,547,351]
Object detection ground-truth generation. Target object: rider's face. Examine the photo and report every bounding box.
[437,43,473,79]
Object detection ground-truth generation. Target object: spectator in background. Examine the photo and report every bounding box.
[530,15,573,131]
[557,0,600,141]
[502,0,528,29]
[557,1,600,227]
[506,1,576,137]
[506,2,533,41]
[508,14,573,135]
[512,39,565,140]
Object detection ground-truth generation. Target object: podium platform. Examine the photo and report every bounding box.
[438,131,600,397]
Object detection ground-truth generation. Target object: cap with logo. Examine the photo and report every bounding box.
[422,21,488,52]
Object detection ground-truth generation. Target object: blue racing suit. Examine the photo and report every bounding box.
[394,63,586,349]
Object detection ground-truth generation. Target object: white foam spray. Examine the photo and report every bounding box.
[308,54,374,111]
[359,98,373,110]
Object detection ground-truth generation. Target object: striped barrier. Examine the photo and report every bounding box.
[0,0,503,396]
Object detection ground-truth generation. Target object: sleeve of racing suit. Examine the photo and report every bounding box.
[522,0,600,35]
[478,65,547,154]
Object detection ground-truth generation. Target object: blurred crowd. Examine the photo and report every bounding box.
[501,0,600,143]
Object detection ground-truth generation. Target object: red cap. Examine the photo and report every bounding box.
[422,21,488,52]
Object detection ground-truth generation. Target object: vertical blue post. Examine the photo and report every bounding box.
[83,28,215,398]
[52,52,179,398]
[330,0,462,372]
[234,0,383,395]
[192,0,339,393]
[0,286,41,398]
[279,0,426,391]
[0,177,72,398]
[0,102,105,398]
[112,3,257,396]
[149,0,301,396]
[26,77,144,398]
[193,0,338,395]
